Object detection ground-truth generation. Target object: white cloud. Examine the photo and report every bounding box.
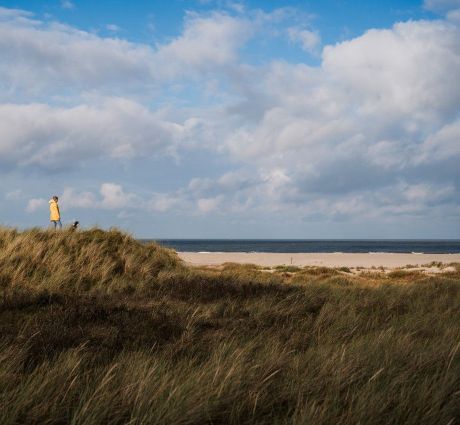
[447,8,460,21]
[288,27,320,53]
[5,189,22,200]
[60,1,75,10]
[403,182,455,203]
[60,188,97,209]
[0,98,189,170]
[106,24,121,32]
[0,19,155,94]
[223,20,460,187]
[2,6,460,226]
[0,6,33,19]
[56,183,138,210]
[0,9,250,95]
[424,0,460,12]
[147,167,459,221]
[226,2,245,14]
[148,193,181,212]
[417,119,460,163]
[26,198,46,213]
[186,18,460,221]
[197,196,222,213]
[154,12,251,76]
[100,183,137,209]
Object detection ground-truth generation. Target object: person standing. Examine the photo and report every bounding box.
[49,196,62,229]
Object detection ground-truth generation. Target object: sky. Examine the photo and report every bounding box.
[0,0,459,238]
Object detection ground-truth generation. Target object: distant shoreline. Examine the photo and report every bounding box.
[178,252,460,269]
[149,239,460,254]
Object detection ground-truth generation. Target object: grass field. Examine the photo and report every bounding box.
[1,228,459,424]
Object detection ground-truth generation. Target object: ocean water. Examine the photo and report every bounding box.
[142,240,460,254]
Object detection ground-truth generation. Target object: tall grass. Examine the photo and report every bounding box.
[0,227,459,424]
[0,227,181,295]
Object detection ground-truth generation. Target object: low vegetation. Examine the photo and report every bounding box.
[1,227,459,424]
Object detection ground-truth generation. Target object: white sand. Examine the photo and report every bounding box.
[178,252,460,269]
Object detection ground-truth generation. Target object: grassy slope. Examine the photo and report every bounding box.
[0,228,459,424]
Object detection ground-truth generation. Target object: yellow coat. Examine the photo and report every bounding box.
[49,200,60,221]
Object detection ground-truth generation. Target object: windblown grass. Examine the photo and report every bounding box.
[0,227,181,294]
[0,227,459,424]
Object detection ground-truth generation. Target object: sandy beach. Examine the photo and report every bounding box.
[179,252,460,269]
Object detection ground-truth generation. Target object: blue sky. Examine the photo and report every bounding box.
[0,0,459,238]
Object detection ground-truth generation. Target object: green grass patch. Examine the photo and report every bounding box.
[273,265,302,273]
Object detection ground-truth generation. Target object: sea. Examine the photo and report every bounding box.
[142,240,460,254]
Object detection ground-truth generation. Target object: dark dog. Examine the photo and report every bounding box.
[71,221,79,230]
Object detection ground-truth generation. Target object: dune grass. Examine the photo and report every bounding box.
[0,227,459,424]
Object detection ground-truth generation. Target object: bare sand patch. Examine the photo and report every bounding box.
[178,252,460,271]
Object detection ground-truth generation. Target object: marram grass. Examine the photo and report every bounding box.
[0,227,459,424]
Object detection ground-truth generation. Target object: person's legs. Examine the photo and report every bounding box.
[50,220,57,229]
[50,220,62,229]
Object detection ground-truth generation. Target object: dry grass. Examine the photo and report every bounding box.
[0,227,182,295]
[0,227,459,424]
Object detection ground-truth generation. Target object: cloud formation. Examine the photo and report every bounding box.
[27,183,139,213]
[0,98,189,171]
[0,8,250,97]
[1,5,459,234]
[288,27,321,53]
[424,0,460,13]
[60,1,74,10]
[216,19,460,219]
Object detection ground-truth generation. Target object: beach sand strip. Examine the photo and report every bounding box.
[178,252,460,269]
